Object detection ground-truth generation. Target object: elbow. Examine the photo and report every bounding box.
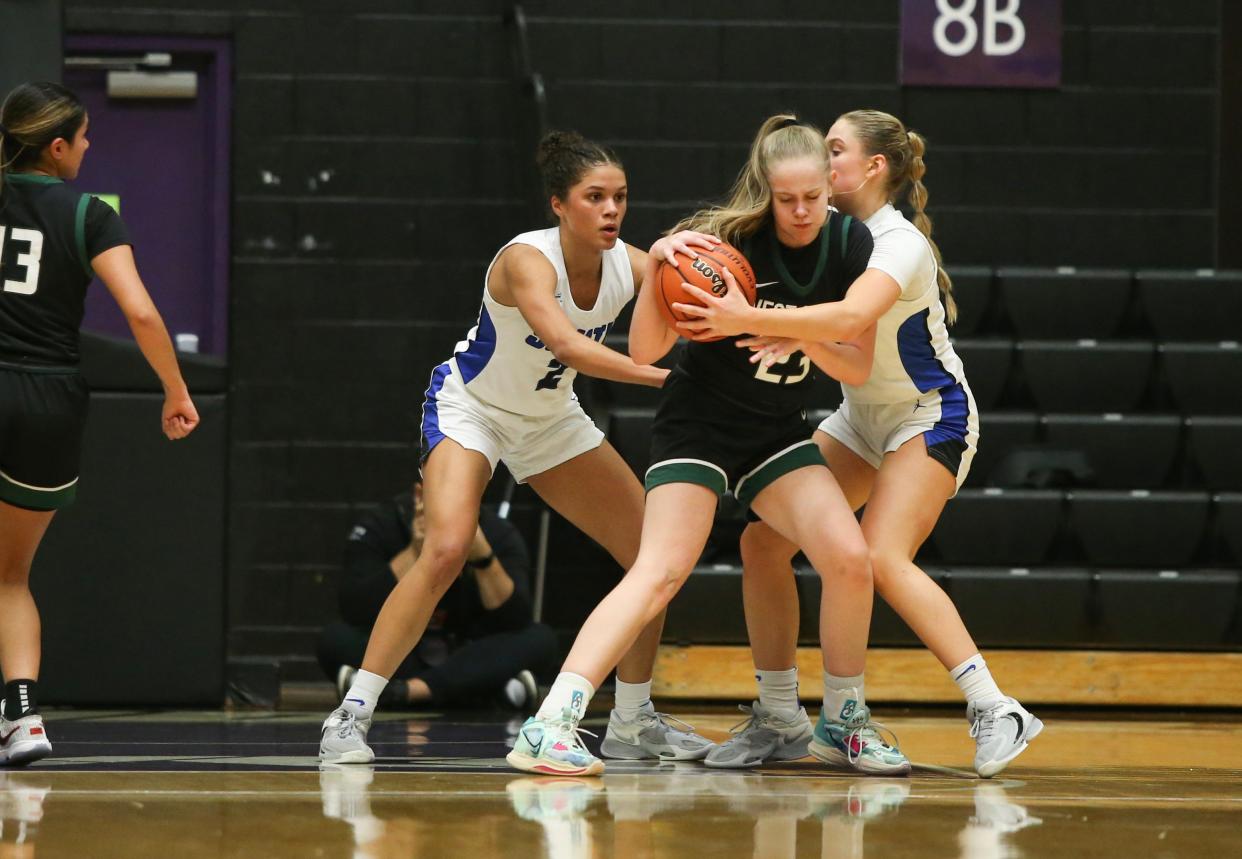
[126,308,160,330]
[838,311,871,342]
[547,337,580,369]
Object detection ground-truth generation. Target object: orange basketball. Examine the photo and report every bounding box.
[655,241,757,342]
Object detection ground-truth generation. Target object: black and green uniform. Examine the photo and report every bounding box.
[0,172,130,509]
[646,211,873,508]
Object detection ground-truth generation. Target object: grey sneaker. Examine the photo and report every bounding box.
[703,702,812,769]
[319,707,375,765]
[968,696,1043,778]
[600,702,715,761]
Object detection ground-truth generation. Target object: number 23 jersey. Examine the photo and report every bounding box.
[448,227,635,416]
[679,211,873,415]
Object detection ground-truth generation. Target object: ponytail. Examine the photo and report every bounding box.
[904,130,956,325]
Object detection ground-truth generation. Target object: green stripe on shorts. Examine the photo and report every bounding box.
[645,459,728,497]
[0,470,77,511]
[734,440,825,508]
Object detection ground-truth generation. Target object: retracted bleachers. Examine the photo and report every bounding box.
[998,267,1132,339]
[1137,270,1242,342]
[580,263,1242,657]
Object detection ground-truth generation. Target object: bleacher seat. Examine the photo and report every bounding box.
[1019,340,1154,412]
[951,339,1013,409]
[1093,569,1239,648]
[933,488,1062,565]
[1161,342,1242,415]
[1137,269,1242,341]
[998,267,1132,339]
[1067,490,1209,567]
[1215,493,1242,563]
[968,412,1040,487]
[948,567,1093,647]
[946,266,992,336]
[1042,413,1180,488]
[1185,417,1242,490]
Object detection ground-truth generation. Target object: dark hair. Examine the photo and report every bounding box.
[535,130,623,212]
[0,82,87,186]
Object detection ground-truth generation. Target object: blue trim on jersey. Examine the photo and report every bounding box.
[421,363,452,457]
[924,383,971,447]
[454,305,497,385]
[897,308,957,393]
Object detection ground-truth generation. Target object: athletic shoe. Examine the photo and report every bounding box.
[968,696,1043,778]
[0,714,52,768]
[809,707,910,775]
[599,702,715,761]
[506,708,604,776]
[704,701,812,768]
[503,670,539,712]
[319,707,375,765]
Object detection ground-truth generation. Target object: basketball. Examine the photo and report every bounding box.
[656,241,757,341]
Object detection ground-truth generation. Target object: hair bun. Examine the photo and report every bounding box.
[536,130,587,169]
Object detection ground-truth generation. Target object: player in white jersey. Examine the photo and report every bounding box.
[320,131,719,764]
[676,110,1041,777]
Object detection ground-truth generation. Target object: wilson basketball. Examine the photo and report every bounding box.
[655,241,757,341]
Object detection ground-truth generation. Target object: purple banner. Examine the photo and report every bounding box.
[902,0,1061,88]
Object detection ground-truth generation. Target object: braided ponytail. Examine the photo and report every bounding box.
[839,110,958,325]
[905,130,956,324]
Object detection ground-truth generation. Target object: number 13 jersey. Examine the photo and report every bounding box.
[0,173,130,367]
[448,227,635,416]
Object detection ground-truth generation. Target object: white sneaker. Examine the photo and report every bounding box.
[968,697,1043,778]
[319,707,375,765]
[0,714,52,768]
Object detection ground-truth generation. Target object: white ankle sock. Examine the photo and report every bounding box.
[613,679,652,720]
[756,667,800,718]
[950,654,1003,710]
[822,671,866,723]
[536,672,595,721]
[342,669,388,717]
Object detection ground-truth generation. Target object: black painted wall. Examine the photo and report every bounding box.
[58,0,1226,680]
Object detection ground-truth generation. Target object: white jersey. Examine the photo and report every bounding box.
[446,228,635,416]
[842,204,968,404]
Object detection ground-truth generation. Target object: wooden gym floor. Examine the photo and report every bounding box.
[2,706,1239,858]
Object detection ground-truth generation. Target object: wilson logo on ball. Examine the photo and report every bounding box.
[690,258,728,295]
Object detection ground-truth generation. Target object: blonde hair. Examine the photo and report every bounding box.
[670,114,828,245]
[839,109,957,325]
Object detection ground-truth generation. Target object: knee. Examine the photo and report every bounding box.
[0,562,30,587]
[818,539,872,589]
[422,535,472,591]
[630,561,692,613]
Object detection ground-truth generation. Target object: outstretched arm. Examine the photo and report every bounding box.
[92,245,199,440]
[739,324,877,387]
[500,244,666,387]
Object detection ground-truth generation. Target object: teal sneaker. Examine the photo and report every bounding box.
[506,708,604,777]
[809,707,910,776]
